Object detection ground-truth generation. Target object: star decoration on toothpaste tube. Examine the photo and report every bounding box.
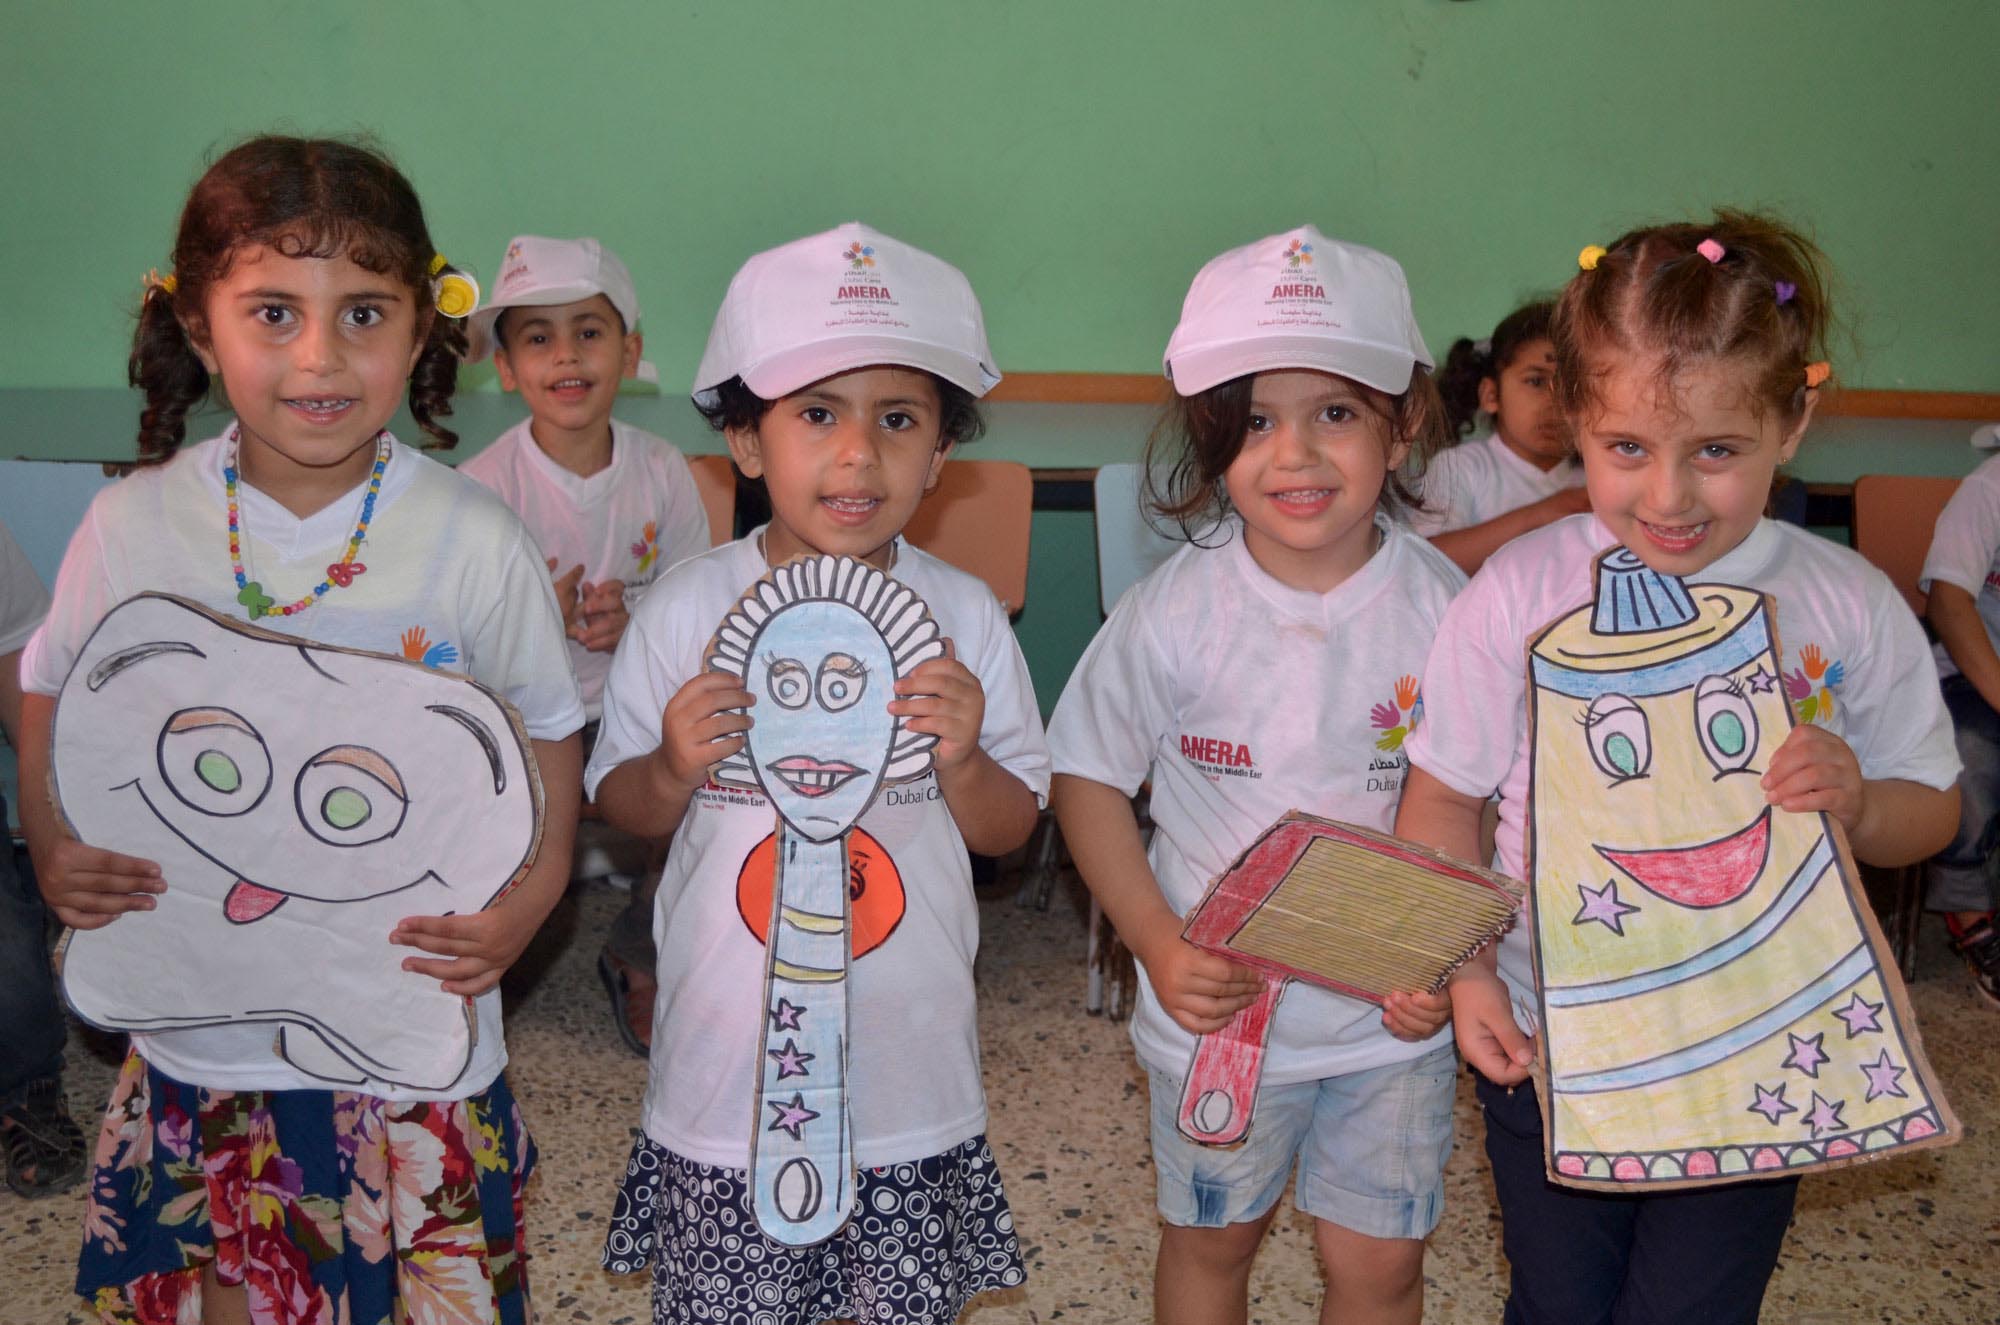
[1802,1091,1847,1139]
[1573,879,1640,935]
[1860,1050,1908,1102]
[1744,666,1779,695]
[769,998,806,1032]
[1781,1031,1829,1078]
[1748,1082,1798,1125]
[1832,992,1884,1038]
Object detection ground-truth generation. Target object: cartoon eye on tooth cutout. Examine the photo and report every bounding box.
[1525,549,1956,1189]
[706,554,944,1246]
[50,594,541,1093]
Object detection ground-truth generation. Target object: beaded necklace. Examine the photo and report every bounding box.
[225,427,389,620]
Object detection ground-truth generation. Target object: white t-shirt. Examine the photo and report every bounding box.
[21,428,585,1100]
[0,519,50,656]
[1919,451,2000,680]
[584,531,1050,1168]
[1047,515,1466,1083]
[1408,431,1584,537]
[1405,514,1960,1027]
[459,418,711,716]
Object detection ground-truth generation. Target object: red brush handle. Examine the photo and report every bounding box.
[1176,977,1286,1145]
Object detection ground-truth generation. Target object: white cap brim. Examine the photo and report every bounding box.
[1166,335,1424,398]
[699,335,1002,408]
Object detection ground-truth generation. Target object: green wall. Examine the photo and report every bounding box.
[3,1,1996,396]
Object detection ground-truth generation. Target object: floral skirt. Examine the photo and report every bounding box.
[76,1050,536,1325]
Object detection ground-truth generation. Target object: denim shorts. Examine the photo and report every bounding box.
[1146,1043,1457,1241]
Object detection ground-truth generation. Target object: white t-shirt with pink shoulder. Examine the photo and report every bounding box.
[1408,431,1584,536]
[459,417,711,716]
[1046,513,1466,1084]
[584,532,1050,1170]
[1404,514,1959,1029]
[20,428,585,1101]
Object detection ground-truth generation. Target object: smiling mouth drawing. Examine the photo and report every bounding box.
[1594,806,1772,909]
[123,780,441,923]
[766,757,865,799]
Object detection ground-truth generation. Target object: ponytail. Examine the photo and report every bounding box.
[1436,336,1493,439]
[409,304,467,449]
[128,287,210,464]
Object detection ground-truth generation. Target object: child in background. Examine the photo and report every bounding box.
[0,518,87,1199]
[1918,458,2000,1004]
[459,235,710,1054]
[1413,301,1588,573]
[17,136,583,1324]
[1396,212,1960,1324]
[586,223,1045,1324]
[1049,226,1460,1325]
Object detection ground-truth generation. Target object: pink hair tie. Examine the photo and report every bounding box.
[1696,238,1726,264]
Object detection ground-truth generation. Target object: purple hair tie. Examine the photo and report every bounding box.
[1775,281,1798,305]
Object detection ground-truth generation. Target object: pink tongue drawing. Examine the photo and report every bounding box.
[223,879,288,924]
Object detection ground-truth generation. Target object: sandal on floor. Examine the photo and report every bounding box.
[0,1076,87,1198]
[597,949,656,1057]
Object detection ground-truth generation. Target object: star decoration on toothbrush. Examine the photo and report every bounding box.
[1781,1031,1828,1078]
[766,1093,820,1139]
[768,1038,815,1080]
[1859,1049,1908,1102]
[1748,1082,1797,1125]
[769,998,805,1032]
[1802,1091,1846,1139]
[1744,666,1779,695]
[1832,992,1883,1039]
[1573,879,1640,935]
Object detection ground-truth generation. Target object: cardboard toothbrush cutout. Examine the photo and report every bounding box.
[51,593,543,1093]
[1526,548,1957,1189]
[706,554,944,1246]
[1176,813,1520,1145]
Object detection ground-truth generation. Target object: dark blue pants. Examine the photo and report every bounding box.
[0,811,66,1110]
[1477,1072,1799,1325]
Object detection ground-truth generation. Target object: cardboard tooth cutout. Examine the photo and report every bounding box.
[706,554,943,1246]
[52,594,542,1093]
[1526,548,1957,1189]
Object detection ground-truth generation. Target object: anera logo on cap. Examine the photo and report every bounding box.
[1284,238,1314,269]
[843,242,876,271]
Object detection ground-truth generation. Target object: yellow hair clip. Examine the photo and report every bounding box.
[428,254,479,320]
[1578,245,1608,272]
[143,268,178,299]
[1803,361,1832,389]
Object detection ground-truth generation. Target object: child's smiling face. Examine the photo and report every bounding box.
[493,294,640,444]
[1575,351,1813,576]
[191,242,426,496]
[725,366,951,568]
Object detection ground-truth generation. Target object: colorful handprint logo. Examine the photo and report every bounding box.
[1370,675,1422,752]
[400,626,460,670]
[844,242,876,271]
[632,520,660,577]
[1285,238,1314,269]
[1784,643,1845,725]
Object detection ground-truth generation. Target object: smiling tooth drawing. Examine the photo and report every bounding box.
[50,593,541,1092]
[1525,548,1956,1188]
[706,555,943,1245]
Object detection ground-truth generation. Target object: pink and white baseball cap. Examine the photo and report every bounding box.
[692,222,1002,408]
[465,236,653,380]
[1163,225,1433,397]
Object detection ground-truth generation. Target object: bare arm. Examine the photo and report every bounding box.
[0,646,23,752]
[1427,487,1593,576]
[1928,581,2000,714]
[1052,773,1261,1034]
[936,748,1039,856]
[593,670,754,839]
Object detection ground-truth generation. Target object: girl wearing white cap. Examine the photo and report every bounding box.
[1048,226,1462,1325]
[585,224,1046,1323]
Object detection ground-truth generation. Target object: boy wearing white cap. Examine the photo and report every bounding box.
[1048,226,1461,1325]
[461,235,709,707]
[585,224,1045,1322]
[460,236,711,1054]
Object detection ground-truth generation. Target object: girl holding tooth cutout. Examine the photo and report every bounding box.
[17,136,584,1325]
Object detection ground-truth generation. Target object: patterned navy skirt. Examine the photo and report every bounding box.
[603,1133,1026,1324]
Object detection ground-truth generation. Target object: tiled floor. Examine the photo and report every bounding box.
[4,875,1996,1323]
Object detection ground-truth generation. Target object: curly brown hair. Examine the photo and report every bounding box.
[130,135,468,463]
